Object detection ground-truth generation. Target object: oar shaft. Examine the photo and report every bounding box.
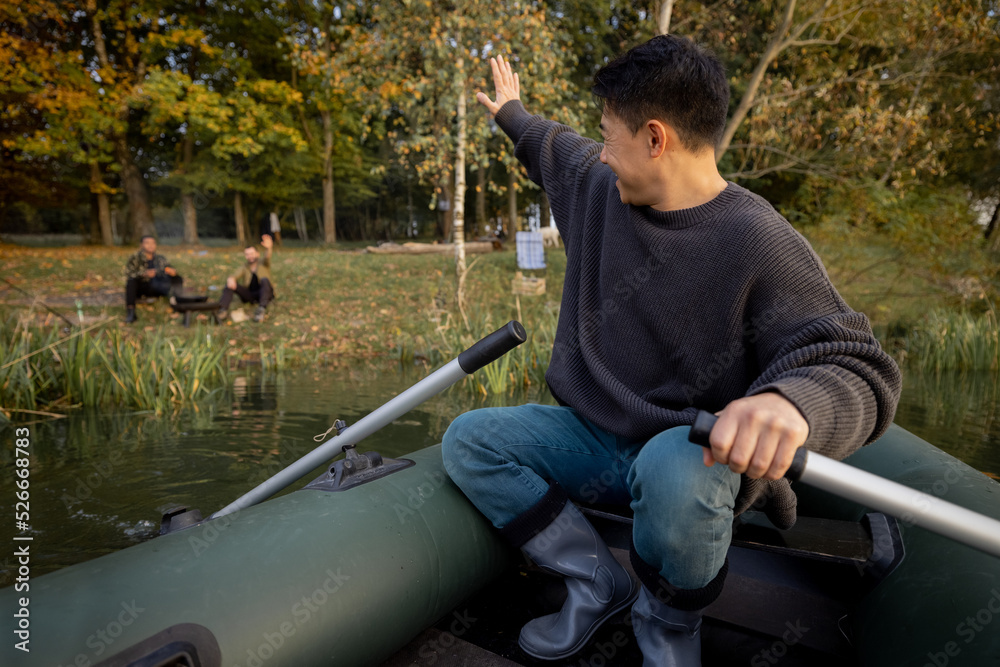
[801,452,1000,558]
[689,410,1000,559]
[211,359,467,519]
[210,320,527,521]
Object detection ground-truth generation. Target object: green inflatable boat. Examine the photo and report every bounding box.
[2,428,1000,666]
[1,323,998,666]
[2,431,998,666]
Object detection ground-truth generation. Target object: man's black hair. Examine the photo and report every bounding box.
[592,35,729,152]
[140,235,156,242]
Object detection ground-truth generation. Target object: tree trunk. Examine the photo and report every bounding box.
[540,191,551,231]
[717,0,846,161]
[234,191,250,246]
[116,137,155,241]
[181,134,199,244]
[321,109,336,244]
[89,3,153,242]
[90,162,114,246]
[657,0,675,34]
[88,194,101,244]
[986,198,1000,252]
[454,80,467,277]
[507,169,518,234]
[476,161,487,234]
[294,206,308,241]
[718,0,798,159]
[439,176,454,241]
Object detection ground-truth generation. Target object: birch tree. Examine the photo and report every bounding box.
[370,0,581,278]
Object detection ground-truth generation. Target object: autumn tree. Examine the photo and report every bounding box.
[0,1,119,243]
[369,1,581,276]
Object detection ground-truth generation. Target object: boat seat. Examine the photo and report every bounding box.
[574,503,903,662]
[575,502,901,572]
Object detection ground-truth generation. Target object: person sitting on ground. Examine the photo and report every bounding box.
[217,234,275,323]
[123,235,183,324]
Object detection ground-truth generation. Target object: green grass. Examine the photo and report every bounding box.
[1,222,997,413]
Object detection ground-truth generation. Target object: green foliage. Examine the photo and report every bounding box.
[0,316,229,415]
[898,308,1000,373]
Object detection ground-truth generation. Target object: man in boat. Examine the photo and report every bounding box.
[442,36,901,666]
[123,235,183,324]
[217,233,275,323]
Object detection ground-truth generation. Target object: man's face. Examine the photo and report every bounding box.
[599,112,653,207]
[244,246,259,263]
[140,237,157,256]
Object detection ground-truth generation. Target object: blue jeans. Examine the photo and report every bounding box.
[442,403,740,590]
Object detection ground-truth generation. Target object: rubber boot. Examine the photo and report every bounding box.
[125,307,137,324]
[632,584,703,667]
[518,501,638,660]
[252,305,266,322]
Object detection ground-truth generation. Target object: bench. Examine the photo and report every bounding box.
[170,296,221,327]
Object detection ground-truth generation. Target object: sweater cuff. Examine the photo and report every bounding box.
[750,368,874,460]
[494,100,534,143]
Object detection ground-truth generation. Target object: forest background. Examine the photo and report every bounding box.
[2,1,1000,415]
[2,0,999,252]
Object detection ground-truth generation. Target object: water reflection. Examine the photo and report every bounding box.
[0,364,995,583]
[894,369,1000,477]
[0,362,554,582]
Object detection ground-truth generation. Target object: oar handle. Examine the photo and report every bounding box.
[688,410,1000,559]
[688,410,808,481]
[458,320,527,373]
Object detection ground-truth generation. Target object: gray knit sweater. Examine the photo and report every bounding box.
[496,101,901,527]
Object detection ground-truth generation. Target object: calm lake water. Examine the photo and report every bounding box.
[1,364,998,584]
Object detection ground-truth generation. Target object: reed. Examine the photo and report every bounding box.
[400,306,558,397]
[0,315,230,416]
[899,308,1000,372]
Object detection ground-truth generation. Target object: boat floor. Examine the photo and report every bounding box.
[385,512,875,666]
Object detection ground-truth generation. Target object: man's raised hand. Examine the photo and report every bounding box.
[476,55,520,117]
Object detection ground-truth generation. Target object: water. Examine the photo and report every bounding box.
[0,365,997,584]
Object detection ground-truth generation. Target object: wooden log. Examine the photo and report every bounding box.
[365,242,495,255]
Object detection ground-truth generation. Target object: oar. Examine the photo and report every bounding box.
[689,410,1000,559]
[210,320,527,520]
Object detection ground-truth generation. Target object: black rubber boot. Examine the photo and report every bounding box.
[125,307,137,324]
[517,501,638,660]
[632,584,703,667]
